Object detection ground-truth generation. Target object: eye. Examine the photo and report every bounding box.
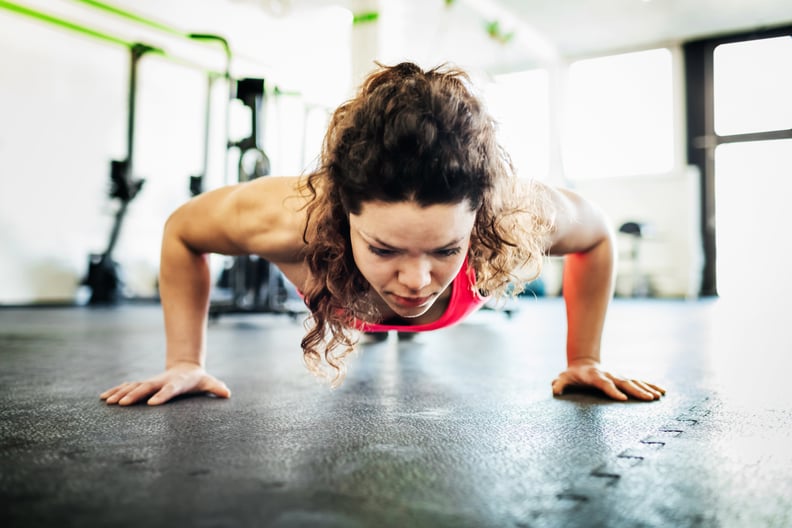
[368,245,396,257]
[434,247,462,258]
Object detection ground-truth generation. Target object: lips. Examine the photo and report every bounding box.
[391,293,433,308]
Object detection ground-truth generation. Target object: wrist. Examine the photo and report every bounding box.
[165,359,203,370]
[567,356,600,368]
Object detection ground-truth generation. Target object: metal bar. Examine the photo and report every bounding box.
[684,38,718,296]
[0,1,229,76]
[353,11,379,25]
[75,0,237,64]
[126,43,154,164]
[0,0,134,47]
[72,0,274,79]
[73,0,184,37]
[717,129,792,144]
[684,24,792,297]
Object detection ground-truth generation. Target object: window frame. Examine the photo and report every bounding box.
[683,24,792,296]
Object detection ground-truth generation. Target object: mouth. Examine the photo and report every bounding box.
[390,293,434,308]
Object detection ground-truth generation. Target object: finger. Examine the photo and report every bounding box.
[620,380,657,400]
[100,382,132,401]
[645,382,667,395]
[615,379,654,400]
[118,382,160,406]
[596,374,629,401]
[104,383,138,405]
[632,380,664,399]
[551,375,567,396]
[619,379,665,401]
[202,378,231,399]
[147,382,180,406]
[601,383,629,401]
[99,381,127,400]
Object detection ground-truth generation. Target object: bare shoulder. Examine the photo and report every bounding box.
[173,175,310,263]
[540,184,611,256]
[228,176,310,261]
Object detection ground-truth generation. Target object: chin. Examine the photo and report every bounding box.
[389,301,433,319]
[394,309,427,319]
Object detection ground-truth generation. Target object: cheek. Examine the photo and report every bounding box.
[350,242,385,285]
[439,255,466,284]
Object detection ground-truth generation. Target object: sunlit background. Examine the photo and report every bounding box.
[0,0,790,304]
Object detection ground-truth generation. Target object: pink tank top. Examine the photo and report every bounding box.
[357,257,487,333]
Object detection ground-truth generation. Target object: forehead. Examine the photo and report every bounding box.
[349,200,476,246]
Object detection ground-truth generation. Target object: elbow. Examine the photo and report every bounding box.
[581,204,615,256]
[162,204,199,256]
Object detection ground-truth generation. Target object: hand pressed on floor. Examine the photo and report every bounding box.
[100,362,231,406]
[552,360,666,401]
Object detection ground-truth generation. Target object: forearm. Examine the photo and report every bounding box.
[159,220,212,369]
[545,187,663,401]
[561,231,615,366]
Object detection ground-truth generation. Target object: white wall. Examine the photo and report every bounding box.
[0,3,349,305]
[1,17,130,303]
[0,16,233,303]
[0,1,705,304]
[563,45,703,299]
[572,167,703,298]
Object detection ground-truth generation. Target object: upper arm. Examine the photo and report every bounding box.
[165,176,308,263]
[544,186,613,256]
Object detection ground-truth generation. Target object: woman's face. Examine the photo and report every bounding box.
[349,200,476,319]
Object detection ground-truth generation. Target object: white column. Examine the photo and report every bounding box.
[350,0,381,90]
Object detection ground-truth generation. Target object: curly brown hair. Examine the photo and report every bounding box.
[299,62,555,384]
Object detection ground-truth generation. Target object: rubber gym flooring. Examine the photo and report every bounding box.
[1,297,790,527]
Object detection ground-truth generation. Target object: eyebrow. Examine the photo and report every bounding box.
[362,231,465,252]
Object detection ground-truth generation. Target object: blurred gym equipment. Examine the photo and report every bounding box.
[81,43,150,304]
[208,77,304,318]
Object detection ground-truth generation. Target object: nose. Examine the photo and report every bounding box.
[398,256,432,292]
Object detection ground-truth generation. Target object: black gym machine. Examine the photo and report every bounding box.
[206,76,305,319]
[82,35,302,317]
[81,43,150,304]
[1,1,299,315]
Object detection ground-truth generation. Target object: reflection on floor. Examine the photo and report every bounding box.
[1,298,790,527]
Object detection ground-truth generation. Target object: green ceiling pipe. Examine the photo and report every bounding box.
[73,0,184,37]
[0,0,138,48]
[0,1,238,75]
[353,11,379,25]
[69,0,238,76]
[75,0,183,38]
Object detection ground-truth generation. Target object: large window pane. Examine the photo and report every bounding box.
[564,48,674,179]
[715,139,792,299]
[714,36,792,136]
[485,69,550,181]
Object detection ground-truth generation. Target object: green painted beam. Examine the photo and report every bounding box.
[73,0,184,37]
[0,0,136,48]
[352,11,379,25]
[0,1,238,75]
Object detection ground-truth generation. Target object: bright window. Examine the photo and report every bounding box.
[714,36,792,136]
[564,48,674,179]
[715,139,792,299]
[485,69,550,181]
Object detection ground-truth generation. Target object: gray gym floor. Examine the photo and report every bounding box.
[1,297,790,527]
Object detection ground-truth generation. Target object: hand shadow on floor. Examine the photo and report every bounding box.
[553,385,655,404]
[102,391,227,407]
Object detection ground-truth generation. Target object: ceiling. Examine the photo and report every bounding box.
[244,0,792,72]
[497,0,792,58]
[17,0,791,87]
